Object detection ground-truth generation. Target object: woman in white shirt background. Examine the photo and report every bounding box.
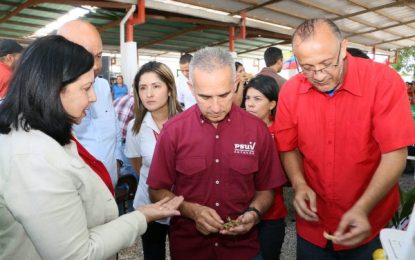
[0,35,183,260]
[125,61,182,260]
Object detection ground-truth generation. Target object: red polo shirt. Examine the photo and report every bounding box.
[0,62,12,99]
[275,54,415,250]
[148,104,287,259]
[262,124,287,220]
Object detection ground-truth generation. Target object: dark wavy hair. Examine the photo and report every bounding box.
[243,75,279,120]
[0,35,94,145]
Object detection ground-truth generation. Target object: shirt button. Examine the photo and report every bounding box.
[215,202,220,207]
[215,135,219,139]
[215,180,220,184]
[227,119,231,122]
[201,120,204,124]
[215,159,220,163]
[214,242,219,247]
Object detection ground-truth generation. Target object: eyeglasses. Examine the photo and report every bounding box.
[296,43,342,77]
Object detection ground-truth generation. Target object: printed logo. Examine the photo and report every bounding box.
[234,142,256,155]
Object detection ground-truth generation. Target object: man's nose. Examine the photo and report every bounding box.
[211,97,221,113]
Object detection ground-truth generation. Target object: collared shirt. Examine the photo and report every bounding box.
[73,77,122,186]
[111,84,129,101]
[258,67,287,89]
[262,123,287,220]
[114,92,135,142]
[0,62,12,99]
[176,74,196,110]
[125,112,169,225]
[147,104,287,259]
[275,53,415,250]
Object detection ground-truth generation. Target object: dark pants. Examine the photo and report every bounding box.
[297,235,382,260]
[258,219,286,260]
[141,222,168,260]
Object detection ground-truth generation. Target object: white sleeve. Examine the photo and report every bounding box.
[4,152,147,260]
[125,119,141,158]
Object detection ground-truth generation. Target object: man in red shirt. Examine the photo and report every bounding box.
[0,39,23,100]
[275,18,415,259]
[148,47,287,259]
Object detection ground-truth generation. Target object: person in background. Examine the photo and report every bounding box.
[58,20,122,187]
[347,47,370,59]
[244,75,287,260]
[0,35,183,260]
[176,53,196,110]
[125,61,182,260]
[111,75,129,101]
[0,39,23,101]
[147,47,287,260]
[113,92,137,177]
[275,18,415,259]
[258,47,286,89]
[234,61,253,107]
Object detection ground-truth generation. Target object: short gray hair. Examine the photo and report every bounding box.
[189,47,235,84]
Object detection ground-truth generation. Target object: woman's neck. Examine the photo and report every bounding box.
[151,105,169,130]
[264,118,272,127]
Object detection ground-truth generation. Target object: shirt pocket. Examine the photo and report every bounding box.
[227,155,258,204]
[175,157,207,202]
[176,157,206,176]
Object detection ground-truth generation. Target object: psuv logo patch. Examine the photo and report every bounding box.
[234,142,256,155]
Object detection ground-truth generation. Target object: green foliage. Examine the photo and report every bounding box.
[391,47,415,75]
[392,185,415,228]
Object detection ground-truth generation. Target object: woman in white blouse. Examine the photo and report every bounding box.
[0,35,182,260]
[125,61,182,259]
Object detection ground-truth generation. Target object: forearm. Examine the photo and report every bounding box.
[249,190,274,215]
[353,148,407,214]
[149,188,198,219]
[129,157,141,176]
[280,149,306,189]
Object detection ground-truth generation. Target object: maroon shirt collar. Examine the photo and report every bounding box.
[194,103,235,126]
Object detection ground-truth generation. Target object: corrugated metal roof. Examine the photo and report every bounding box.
[0,0,414,59]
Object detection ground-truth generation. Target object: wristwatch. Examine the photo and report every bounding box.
[244,206,261,223]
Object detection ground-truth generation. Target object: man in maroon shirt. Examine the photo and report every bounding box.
[147,47,286,259]
[275,18,415,259]
[0,39,23,100]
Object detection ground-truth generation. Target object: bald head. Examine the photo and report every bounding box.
[58,20,103,76]
[293,18,342,48]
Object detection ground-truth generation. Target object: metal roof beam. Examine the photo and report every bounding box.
[333,0,415,21]
[346,18,415,38]
[0,0,130,24]
[145,0,292,36]
[139,25,208,48]
[237,41,285,55]
[229,0,282,16]
[374,34,415,45]
[0,0,43,24]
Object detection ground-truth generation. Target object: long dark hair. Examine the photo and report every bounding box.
[0,35,94,145]
[132,61,182,135]
[243,75,279,120]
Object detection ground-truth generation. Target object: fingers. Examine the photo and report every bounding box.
[293,187,319,222]
[194,206,224,235]
[333,209,371,246]
[163,196,184,210]
[220,212,255,236]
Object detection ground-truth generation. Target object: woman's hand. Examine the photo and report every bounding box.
[137,196,184,222]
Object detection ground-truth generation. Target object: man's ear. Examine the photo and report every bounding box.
[187,80,195,96]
